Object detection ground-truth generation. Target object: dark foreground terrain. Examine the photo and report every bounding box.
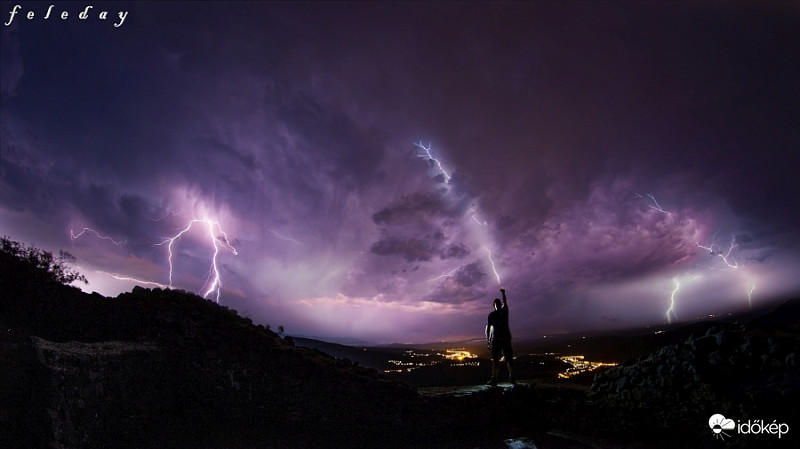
[2,245,798,448]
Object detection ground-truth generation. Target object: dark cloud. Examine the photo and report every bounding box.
[372,193,453,225]
[452,262,486,288]
[441,243,469,260]
[424,262,488,305]
[370,236,437,263]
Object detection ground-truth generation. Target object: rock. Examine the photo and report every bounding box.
[691,335,716,354]
[762,355,782,368]
[740,335,765,356]
[715,330,727,347]
[767,337,784,355]
[707,350,723,366]
[679,345,694,361]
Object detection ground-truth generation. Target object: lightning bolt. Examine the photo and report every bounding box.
[696,231,738,269]
[747,284,755,309]
[666,277,680,324]
[71,227,127,245]
[270,230,301,245]
[414,141,451,184]
[474,212,502,285]
[635,193,674,226]
[663,274,702,324]
[156,218,238,302]
[144,209,183,222]
[484,246,501,285]
[428,267,459,282]
[97,271,169,289]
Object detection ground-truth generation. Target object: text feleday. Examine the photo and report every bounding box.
[4,4,129,28]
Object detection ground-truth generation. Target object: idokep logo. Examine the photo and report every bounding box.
[709,414,736,440]
[709,413,790,440]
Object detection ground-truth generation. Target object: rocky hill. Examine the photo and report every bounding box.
[0,245,446,448]
[588,299,800,448]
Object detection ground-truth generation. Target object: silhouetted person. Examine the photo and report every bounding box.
[486,287,514,386]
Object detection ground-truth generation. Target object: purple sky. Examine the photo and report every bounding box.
[2,2,799,343]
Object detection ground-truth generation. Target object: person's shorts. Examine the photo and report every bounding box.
[491,339,513,362]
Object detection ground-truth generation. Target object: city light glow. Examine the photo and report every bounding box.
[442,349,477,362]
[557,355,618,379]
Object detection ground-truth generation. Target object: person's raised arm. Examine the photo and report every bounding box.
[500,287,507,308]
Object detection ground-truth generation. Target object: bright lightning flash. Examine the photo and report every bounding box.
[666,277,680,324]
[484,246,501,285]
[156,218,238,302]
[98,271,169,289]
[664,274,701,324]
[414,141,451,184]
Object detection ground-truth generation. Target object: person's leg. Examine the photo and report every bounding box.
[488,345,501,385]
[504,343,515,384]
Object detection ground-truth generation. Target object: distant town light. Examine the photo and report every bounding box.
[443,349,477,361]
[557,355,618,379]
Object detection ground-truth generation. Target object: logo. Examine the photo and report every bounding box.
[709,414,736,440]
[709,413,790,440]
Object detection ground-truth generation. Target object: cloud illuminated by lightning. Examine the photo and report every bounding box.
[634,191,758,323]
[413,141,502,286]
[155,218,238,302]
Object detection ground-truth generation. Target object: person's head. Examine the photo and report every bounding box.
[493,298,502,310]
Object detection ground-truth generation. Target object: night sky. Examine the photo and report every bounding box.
[2,1,799,343]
